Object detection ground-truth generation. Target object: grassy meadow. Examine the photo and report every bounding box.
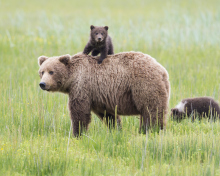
[1,0,220,175]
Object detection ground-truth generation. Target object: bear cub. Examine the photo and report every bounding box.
[171,97,220,121]
[83,25,114,64]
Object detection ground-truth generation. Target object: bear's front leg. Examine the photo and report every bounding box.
[98,47,108,64]
[68,98,91,137]
[83,43,93,55]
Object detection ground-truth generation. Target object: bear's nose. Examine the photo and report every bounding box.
[39,82,46,90]
[98,37,101,41]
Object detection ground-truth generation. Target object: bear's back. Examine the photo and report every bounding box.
[183,97,220,117]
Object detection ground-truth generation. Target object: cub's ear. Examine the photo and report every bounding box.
[171,108,175,116]
[59,54,71,66]
[90,25,95,30]
[171,108,179,114]
[171,108,177,112]
[104,26,108,31]
[38,56,48,66]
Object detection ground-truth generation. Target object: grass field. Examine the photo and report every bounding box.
[1,0,220,175]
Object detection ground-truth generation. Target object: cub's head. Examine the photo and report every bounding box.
[38,54,71,93]
[171,108,185,121]
[90,25,108,43]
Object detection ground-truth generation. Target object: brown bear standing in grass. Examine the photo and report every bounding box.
[38,52,170,137]
[171,97,220,121]
[83,25,114,64]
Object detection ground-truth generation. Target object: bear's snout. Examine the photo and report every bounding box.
[39,82,46,90]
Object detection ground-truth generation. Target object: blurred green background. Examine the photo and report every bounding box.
[1,0,220,175]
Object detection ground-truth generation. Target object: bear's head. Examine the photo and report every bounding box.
[38,54,71,93]
[171,108,185,121]
[90,25,108,43]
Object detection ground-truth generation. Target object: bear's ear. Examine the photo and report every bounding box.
[171,108,179,114]
[90,25,95,30]
[171,108,176,116]
[171,108,177,112]
[59,54,71,66]
[38,56,48,66]
[104,26,108,31]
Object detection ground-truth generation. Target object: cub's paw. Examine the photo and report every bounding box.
[98,60,103,64]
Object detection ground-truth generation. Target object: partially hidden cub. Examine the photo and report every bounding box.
[83,25,114,64]
[171,97,220,121]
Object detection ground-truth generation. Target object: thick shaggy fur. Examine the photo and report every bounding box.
[171,97,220,121]
[83,25,114,64]
[38,52,170,137]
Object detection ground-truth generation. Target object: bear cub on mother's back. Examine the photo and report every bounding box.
[83,25,114,64]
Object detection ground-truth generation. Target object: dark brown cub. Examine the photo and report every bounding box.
[83,25,114,64]
[171,97,220,121]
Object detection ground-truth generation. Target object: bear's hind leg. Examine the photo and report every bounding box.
[105,113,121,129]
[108,43,114,55]
[140,107,165,133]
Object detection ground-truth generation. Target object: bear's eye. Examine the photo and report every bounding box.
[42,71,44,75]
[101,33,103,35]
[49,71,54,75]
[96,33,98,35]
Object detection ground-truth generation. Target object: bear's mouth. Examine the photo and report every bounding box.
[96,39,103,43]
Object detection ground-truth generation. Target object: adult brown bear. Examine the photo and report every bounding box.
[38,52,170,137]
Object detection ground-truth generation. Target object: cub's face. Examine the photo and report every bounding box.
[90,25,108,42]
[38,55,70,92]
[171,108,185,120]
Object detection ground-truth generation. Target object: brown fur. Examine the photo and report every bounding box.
[83,25,114,64]
[171,97,220,121]
[38,52,170,137]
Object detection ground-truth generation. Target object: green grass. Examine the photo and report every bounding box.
[1,0,220,175]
